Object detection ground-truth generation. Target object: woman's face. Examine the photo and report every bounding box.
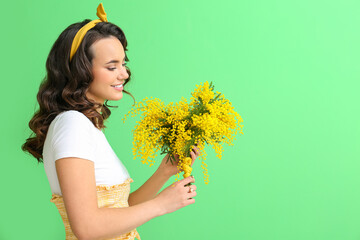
[86,36,129,105]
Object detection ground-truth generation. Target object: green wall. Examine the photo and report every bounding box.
[1,0,360,239]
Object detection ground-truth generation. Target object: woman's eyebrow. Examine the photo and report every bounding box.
[105,57,126,64]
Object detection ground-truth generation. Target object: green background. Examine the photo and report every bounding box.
[1,0,360,239]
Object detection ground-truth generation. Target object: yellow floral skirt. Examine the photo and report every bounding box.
[50,178,141,240]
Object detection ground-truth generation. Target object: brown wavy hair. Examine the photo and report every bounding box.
[22,19,135,164]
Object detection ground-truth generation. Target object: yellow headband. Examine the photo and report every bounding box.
[69,3,108,61]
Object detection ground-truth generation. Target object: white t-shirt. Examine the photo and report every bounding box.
[43,110,130,196]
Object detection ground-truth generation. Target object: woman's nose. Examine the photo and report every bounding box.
[118,66,129,80]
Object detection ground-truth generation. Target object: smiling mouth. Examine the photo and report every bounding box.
[111,83,123,89]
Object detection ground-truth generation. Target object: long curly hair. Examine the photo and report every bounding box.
[22,20,135,164]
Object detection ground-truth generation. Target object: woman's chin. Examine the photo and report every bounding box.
[108,93,123,101]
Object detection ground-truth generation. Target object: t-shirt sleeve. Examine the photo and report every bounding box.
[51,111,97,162]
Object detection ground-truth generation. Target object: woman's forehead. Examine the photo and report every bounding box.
[91,36,125,62]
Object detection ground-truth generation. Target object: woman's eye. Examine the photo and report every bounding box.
[108,63,127,71]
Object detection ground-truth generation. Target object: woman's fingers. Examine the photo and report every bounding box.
[186,184,197,200]
[186,184,197,196]
[190,151,195,160]
[186,186,197,200]
[178,175,195,186]
[188,184,197,191]
[190,146,200,162]
[191,146,200,156]
[188,190,197,198]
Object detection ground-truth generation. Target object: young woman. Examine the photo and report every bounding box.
[22,3,199,240]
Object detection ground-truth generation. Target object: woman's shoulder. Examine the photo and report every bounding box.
[51,110,95,130]
[56,110,89,120]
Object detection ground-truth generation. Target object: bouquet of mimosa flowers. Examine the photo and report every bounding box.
[122,81,244,184]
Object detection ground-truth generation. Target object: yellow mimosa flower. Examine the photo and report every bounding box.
[122,81,244,185]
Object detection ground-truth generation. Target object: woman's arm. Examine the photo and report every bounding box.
[56,157,196,240]
[56,157,163,240]
[128,168,171,206]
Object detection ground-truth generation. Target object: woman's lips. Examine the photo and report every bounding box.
[112,85,123,91]
[111,84,123,91]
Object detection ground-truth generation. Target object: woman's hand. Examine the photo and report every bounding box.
[157,144,200,178]
[153,176,197,215]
